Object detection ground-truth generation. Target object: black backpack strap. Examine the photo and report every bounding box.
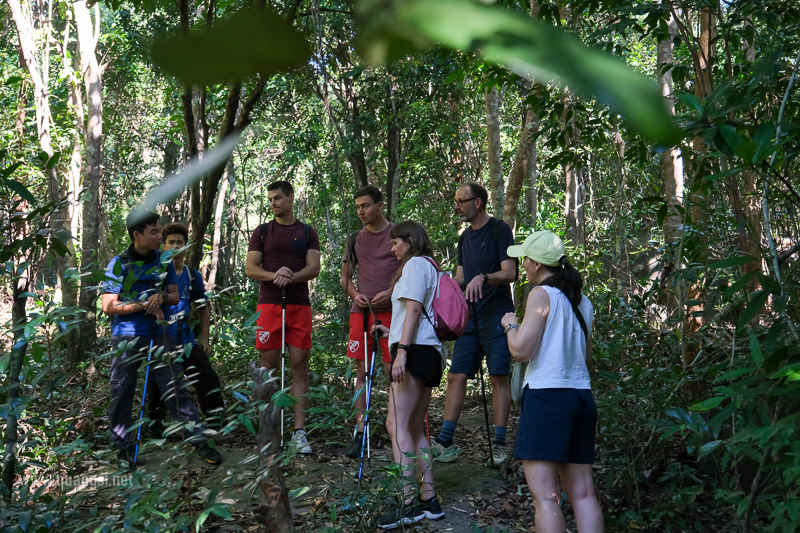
[457,231,466,265]
[569,298,589,341]
[346,230,360,264]
[259,222,269,246]
[493,218,519,281]
[303,223,312,250]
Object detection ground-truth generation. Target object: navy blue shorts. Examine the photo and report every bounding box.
[448,314,511,377]
[514,387,597,464]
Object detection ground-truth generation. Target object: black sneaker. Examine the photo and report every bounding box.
[377,503,425,529]
[196,443,224,465]
[117,449,146,470]
[419,495,445,520]
[346,433,364,459]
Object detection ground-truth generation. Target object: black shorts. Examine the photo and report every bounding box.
[514,387,597,464]
[390,344,443,388]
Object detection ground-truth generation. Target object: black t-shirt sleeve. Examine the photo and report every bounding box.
[497,220,515,264]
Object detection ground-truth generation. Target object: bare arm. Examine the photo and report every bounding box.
[502,288,550,362]
[455,265,465,289]
[292,249,321,282]
[392,298,423,383]
[164,283,179,306]
[244,251,279,282]
[341,260,369,309]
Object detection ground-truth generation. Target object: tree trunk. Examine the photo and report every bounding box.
[8,0,77,359]
[612,119,627,292]
[3,277,29,493]
[503,87,539,234]
[562,93,584,246]
[683,7,715,368]
[386,87,401,221]
[207,159,231,289]
[250,363,295,533]
[74,0,103,360]
[485,85,504,218]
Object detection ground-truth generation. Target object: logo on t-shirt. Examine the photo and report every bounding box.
[258,330,270,344]
[349,340,360,353]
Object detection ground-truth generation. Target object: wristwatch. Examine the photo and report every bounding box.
[503,323,519,334]
[397,344,411,351]
[481,272,489,282]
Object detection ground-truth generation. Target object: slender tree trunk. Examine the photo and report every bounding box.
[503,85,539,234]
[74,0,103,359]
[683,7,715,368]
[386,83,401,221]
[3,276,29,494]
[485,85,504,218]
[612,119,627,292]
[207,159,231,289]
[562,92,584,245]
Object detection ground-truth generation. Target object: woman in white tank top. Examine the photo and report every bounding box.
[501,231,604,533]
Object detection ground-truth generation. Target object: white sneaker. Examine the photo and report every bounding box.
[289,431,312,454]
[486,447,508,468]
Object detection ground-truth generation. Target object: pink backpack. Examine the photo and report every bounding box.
[421,257,468,341]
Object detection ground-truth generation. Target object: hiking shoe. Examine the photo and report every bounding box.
[289,431,313,454]
[346,433,364,459]
[117,449,146,470]
[196,443,224,465]
[485,447,508,468]
[377,503,425,529]
[432,440,462,463]
[419,495,445,520]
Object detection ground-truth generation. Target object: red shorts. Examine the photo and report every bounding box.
[255,303,312,350]
[347,311,392,364]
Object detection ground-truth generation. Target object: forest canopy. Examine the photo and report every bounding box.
[1,0,800,531]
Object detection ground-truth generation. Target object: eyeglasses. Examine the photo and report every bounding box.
[454,197,478,208]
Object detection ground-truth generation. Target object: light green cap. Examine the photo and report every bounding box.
[507,231,566,267]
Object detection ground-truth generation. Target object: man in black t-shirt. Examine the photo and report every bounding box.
[432,182,517,468]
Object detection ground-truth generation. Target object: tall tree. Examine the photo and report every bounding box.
[485,84,505,217]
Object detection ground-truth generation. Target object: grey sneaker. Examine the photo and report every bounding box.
[432,440,462,463]
[289,431,312,454]
[485,447,508,468]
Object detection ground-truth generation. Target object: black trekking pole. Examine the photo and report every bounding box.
[134,321,158,467]
[471,302,494,467]
[280,287,287,449]
[357,318,381,489]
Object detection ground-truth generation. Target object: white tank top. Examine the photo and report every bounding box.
[523,285,594,390]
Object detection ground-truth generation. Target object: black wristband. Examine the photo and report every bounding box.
[397,344,411,351]
[481,272,489,282]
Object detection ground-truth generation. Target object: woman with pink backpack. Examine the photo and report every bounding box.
[372,220,447,529]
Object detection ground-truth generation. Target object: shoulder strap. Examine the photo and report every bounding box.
[347,230,360,264]
[569,297,589,341]
[457,231,466,264]
[259,222,269,246]
[494,218,519,282]
[304,223,312,250]
[419,256,441,325]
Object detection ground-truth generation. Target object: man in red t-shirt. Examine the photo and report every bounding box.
[340,185,399,457]
[245,181,321,454]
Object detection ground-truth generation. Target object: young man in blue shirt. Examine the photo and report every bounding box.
[102,211,223,469]
[145,223,229,442]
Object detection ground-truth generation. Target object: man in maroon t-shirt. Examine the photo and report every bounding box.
[340,185,399,457]
[245,180,321,454]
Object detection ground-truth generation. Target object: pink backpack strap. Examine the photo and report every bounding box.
[421,256,442,272]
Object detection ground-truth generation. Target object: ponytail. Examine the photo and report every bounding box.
[538,256,583,307]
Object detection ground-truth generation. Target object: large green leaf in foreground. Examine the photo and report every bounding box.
[355,0,681,144]
[151,8,311,86]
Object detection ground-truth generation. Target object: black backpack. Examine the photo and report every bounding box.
[457,217,519,281]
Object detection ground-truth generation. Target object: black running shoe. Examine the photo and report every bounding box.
[377,503,425,529]
[196,443,224,465]
[419,495,445,520]
[346,433,364,459]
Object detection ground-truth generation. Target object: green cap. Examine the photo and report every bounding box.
[507,231,566,267]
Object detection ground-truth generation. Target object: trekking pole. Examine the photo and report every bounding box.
[358,319,380,489]
[280,287,287,448]
[134,321,158,466]
[471,302,494,467]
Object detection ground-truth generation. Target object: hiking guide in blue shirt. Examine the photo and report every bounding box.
[102,211,223,468]
[432,182,518,468]
[145,223,227,439]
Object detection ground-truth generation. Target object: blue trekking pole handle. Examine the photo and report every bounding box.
[134,321,158,466]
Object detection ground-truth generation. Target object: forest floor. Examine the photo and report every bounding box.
[64,386,579,532]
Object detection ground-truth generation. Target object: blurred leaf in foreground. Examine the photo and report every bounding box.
[355,0,681,145]
[151,8,311,85]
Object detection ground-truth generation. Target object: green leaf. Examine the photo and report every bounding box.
[709,256,759,269]
[46,151,61,170]
[355,0,680,144]
[752,123,776,163]
[714,367,754,382]
[718,125,744,152]
[689,396,725,411]
[289,486,312,500]
[150,8,311,85]
[739,290,770,328]
[749,332,763,368]
[723,271,760,300]
[698,439,723,457]
[3,178,36,203]
[703,166,746,183]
